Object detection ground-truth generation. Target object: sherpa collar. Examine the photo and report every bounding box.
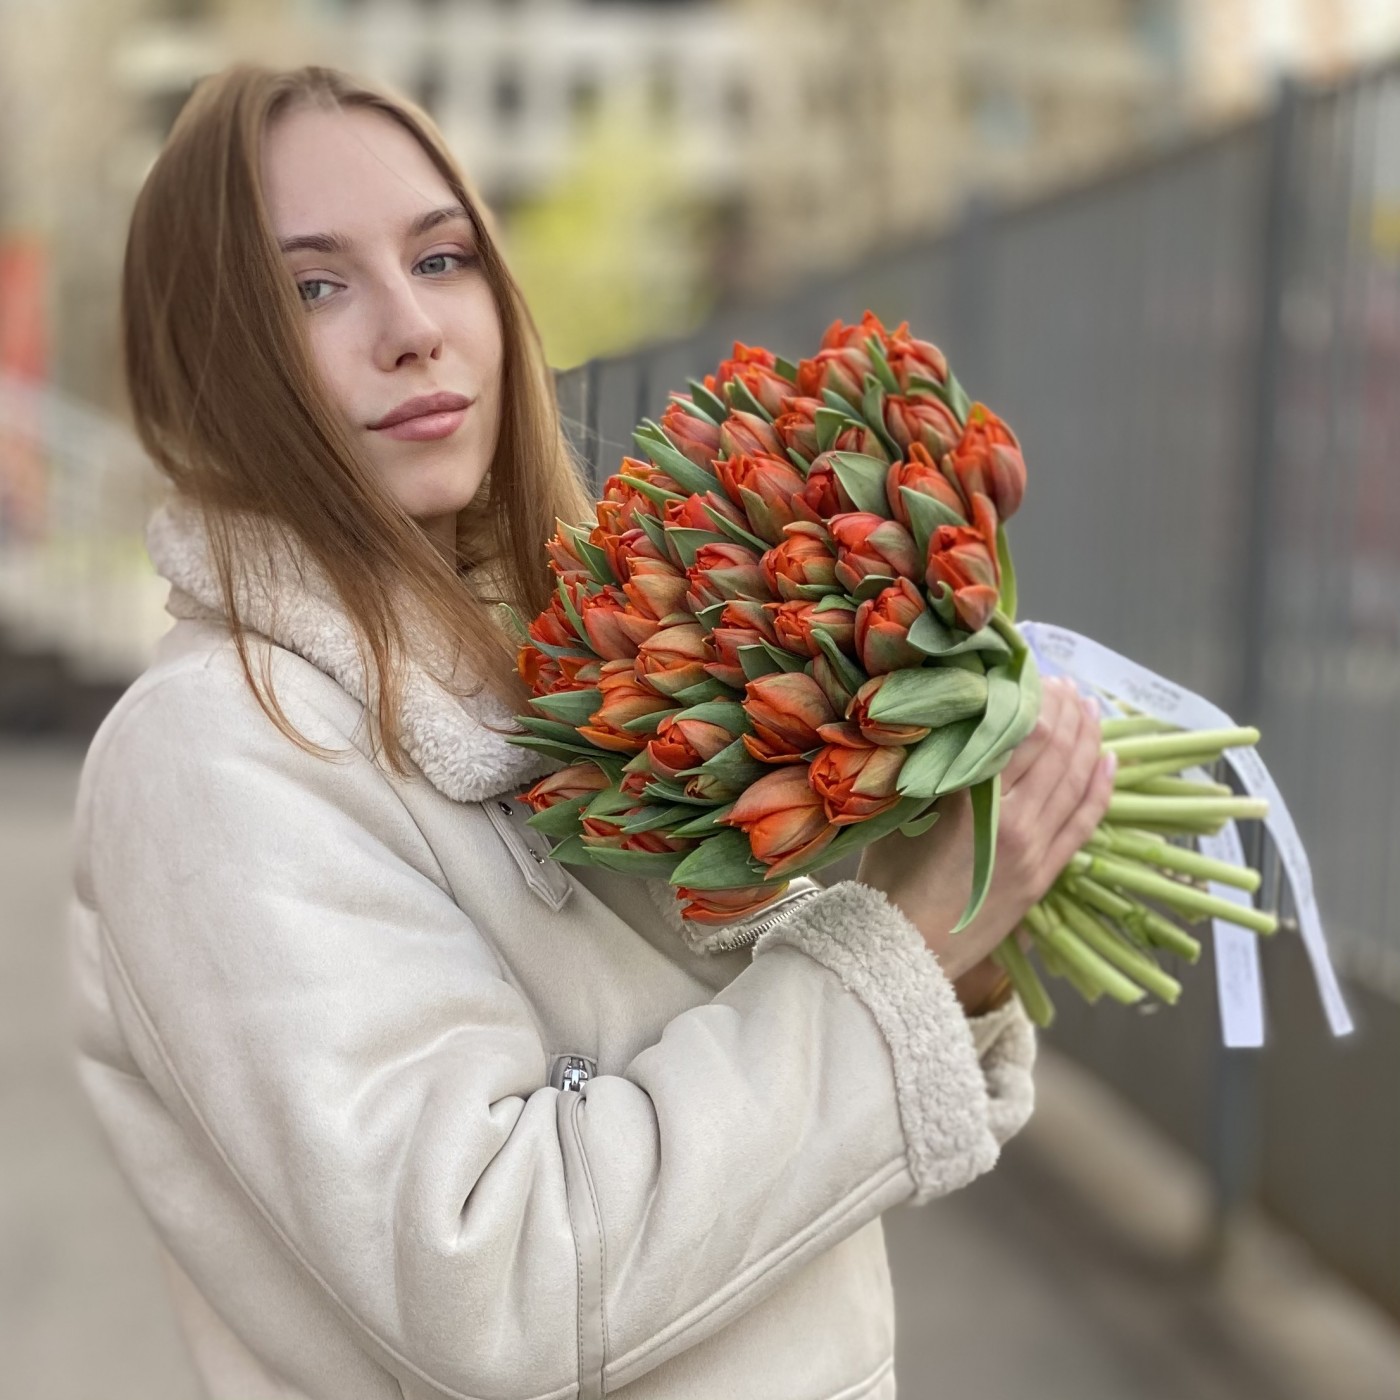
[143,495,558,804]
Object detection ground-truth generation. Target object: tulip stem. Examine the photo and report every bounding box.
[1101,727,1260,762]
[1107,793,1269,825]
[992,936,1056,1027]
[1088,824,1262,892]
[1112,754,1229,789]
[1066,850,1277,934]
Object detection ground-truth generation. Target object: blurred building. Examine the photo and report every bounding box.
[6,0,1400,397]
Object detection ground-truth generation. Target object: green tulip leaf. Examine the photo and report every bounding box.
[725,377,775,422]
[759,639,810,673]
[633,421,722,496]
[620,802,695,834]
[899,485,966,560]
[523,794,593,837]
[701,500,772,554]
[584,846,688,878]
[545,833,595,865]
[951,774,1001,933]
[665,526,737,569]
[671,699,748,732]
[897,805,942,839]
[685,378,730,423]
[739,643,787,681]
[668,827,769,889]
[830,452,894,517]
[865,666,987,727]
[619,472,688,513]
[620,707,678,734]
[996,522,1018,622]
[821,387,867,421]
[895,717,980,798]
[815,406,860,453]
[852,572,897,601]
[667,800,739,837]
[809,626,868,697]
[862,334,902,395]
[528,687,602,727]
[670,676,735,705]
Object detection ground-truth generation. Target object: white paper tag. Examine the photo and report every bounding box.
[1019,620,1353,1041]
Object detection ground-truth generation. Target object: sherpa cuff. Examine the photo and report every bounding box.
[752,879,1034,1205]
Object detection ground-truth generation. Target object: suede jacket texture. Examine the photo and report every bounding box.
[66,496,1038,1400]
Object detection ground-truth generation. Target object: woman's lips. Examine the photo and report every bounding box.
[372,407,467,441]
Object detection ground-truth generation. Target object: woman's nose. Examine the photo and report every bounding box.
[375,279,443,367]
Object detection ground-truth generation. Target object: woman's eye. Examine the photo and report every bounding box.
[296,278,336,305]
[416,251,476,276]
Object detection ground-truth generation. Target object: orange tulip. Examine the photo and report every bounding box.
[886,442,968,528]
[580,811,697,856]
[924,493,1002,633]
[740,671,839,764]
[660,400,722,470]
[527,595,577,651]
[883,394,962,459]
[621,555,692,625]
[945,403,1027,525]
[719,410,785,460]
[845,674,933,747]
[645,710,737,784]
[710,341,795,418]
[634,623,716,698]
[791,454,859,525]
[577,657,677,753]
[685,541,773,611]
[520,763,612,814]
[884,321,949,392]
[760,522,840,600]
[854,577,928,675]
[768,598,857,660]
[578,584,658,660]
[714,452,808,544]
[719,764,838,880]
[661,489,740,535]
[809,732,907,826]
[704,599,779,690]
[772,396,823,464]
[828,513,921,591]
[546,528,591,583]
[676,881,792,926]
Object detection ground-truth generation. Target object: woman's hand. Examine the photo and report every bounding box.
[856,676,1116,996]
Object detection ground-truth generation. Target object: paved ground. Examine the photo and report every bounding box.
[4,738,1399,1399]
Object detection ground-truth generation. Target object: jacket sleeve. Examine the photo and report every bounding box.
[74,655,1035,1400]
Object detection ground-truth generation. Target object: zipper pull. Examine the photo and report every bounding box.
[549,1053,597,1093]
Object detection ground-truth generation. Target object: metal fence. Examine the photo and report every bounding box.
[553,67,1400,1314]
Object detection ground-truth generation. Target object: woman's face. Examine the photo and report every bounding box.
[260,103,503,558]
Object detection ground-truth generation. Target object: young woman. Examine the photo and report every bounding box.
[68,63,1114,1400]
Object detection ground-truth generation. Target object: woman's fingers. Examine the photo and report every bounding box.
[1043,745,1116,875]
[1001,677,1084,827]
[999,676,1068,794]
[1035,693,1104,840]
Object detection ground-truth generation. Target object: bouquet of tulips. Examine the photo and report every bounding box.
[502,311,1277,1026]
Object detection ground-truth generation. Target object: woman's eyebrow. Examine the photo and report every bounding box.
[277,204,471,256]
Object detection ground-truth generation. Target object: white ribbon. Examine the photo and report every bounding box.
[1018,620,1353,1044]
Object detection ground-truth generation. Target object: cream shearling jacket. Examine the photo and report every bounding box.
[66,496,1037,1400]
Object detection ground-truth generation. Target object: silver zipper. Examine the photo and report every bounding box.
[702,890,823,953]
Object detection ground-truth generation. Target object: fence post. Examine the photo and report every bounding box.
[1204,73,1302,1266]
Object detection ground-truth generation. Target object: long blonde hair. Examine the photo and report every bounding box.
[121,62,594,773]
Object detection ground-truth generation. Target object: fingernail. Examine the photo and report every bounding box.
[1102,751,1118,780]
